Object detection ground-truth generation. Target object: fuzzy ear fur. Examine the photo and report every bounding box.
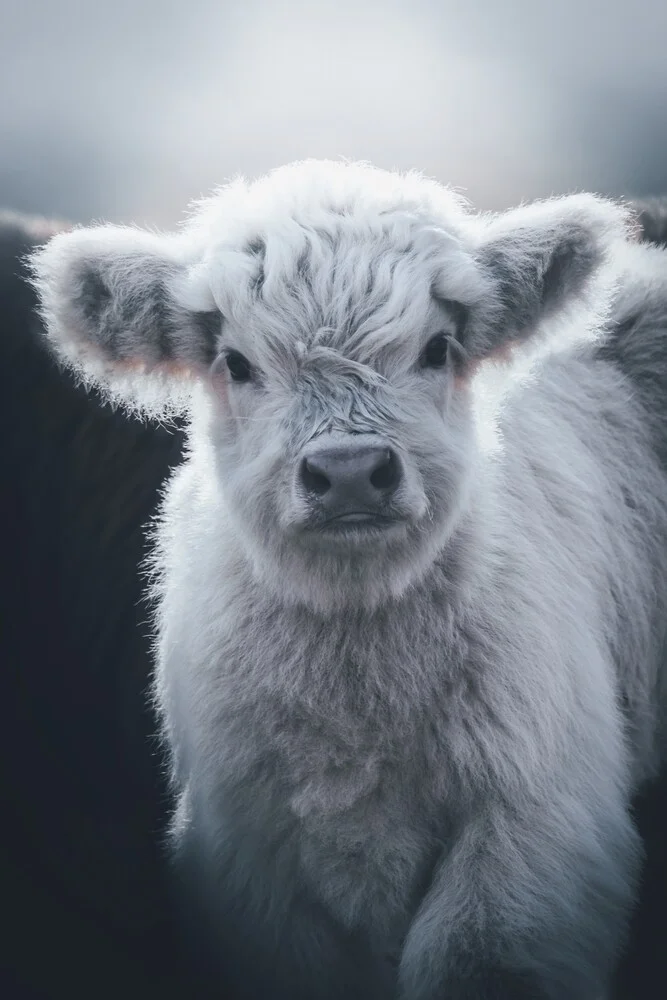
[460,194,634,363]
[28,225,221,416]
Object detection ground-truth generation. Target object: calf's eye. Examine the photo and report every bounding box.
[421,333,450,369]
[225,350,253,383]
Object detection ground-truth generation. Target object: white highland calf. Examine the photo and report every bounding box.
[29,160,667,1000]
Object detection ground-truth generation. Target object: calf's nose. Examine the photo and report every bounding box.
[299,441,402,513]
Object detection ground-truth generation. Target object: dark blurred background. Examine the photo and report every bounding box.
[2,0,667,228]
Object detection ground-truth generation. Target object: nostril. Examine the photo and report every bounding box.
[301,458,331,496]
[370,449,401,492]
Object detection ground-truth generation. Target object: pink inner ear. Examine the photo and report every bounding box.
[118,357,198,378]
[64,334,200,380]
[488,339,517,364]
[454,338,518,388]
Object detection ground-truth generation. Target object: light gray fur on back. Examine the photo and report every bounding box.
[28,161,667,1000]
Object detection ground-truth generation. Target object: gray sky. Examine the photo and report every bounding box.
[2,0,666,227]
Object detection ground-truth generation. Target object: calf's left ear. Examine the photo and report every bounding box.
[463,194,633,362]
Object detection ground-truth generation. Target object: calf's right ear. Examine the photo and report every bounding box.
[28,224,221,416]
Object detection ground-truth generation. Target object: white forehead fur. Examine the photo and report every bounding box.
[177,159,490,336]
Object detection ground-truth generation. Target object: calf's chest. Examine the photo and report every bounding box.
[222,694,447,949]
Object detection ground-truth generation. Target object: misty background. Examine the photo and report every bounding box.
[2,0,666,229]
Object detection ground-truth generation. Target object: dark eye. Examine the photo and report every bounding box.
[225,350,253,383]
[421,333,450,369]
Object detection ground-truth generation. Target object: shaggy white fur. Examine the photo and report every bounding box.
[29,160,667,1000]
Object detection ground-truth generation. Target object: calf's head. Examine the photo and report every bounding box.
[29,161,629,611]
